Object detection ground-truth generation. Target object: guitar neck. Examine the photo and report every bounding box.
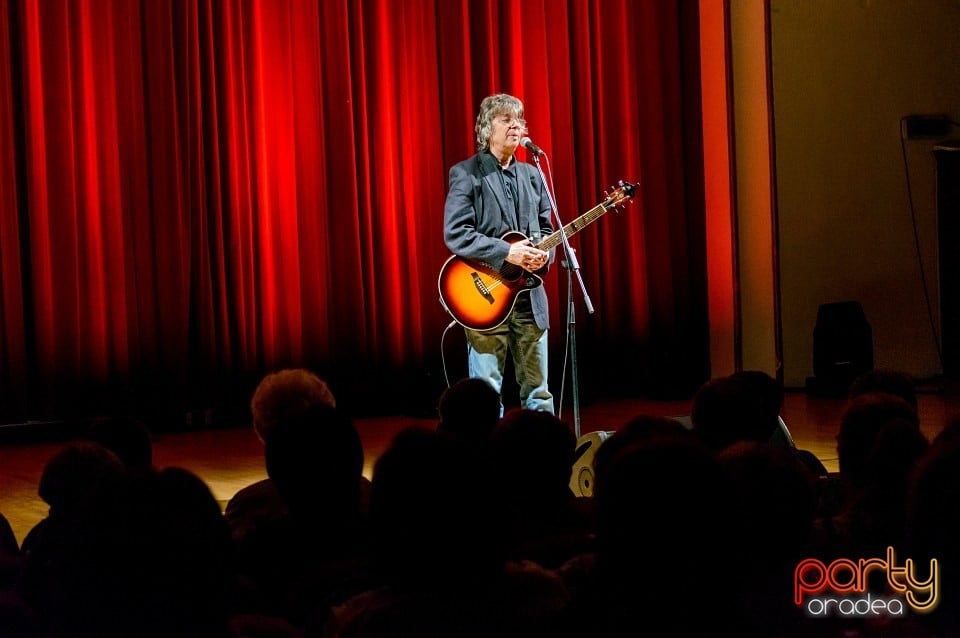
[535,199,618,252]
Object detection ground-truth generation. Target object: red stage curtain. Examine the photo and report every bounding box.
[0,0,709,422]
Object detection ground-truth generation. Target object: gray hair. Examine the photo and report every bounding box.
[475,93,524,152]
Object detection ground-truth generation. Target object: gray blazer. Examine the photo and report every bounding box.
[443,152,554,329]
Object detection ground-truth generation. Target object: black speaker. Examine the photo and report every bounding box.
[807,301,873,396]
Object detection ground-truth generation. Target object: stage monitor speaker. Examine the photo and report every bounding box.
[569,430,613,497]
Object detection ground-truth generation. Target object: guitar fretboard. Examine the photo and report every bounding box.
[535,199,619,252]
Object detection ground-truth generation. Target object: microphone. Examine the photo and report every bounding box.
[520,136,545,156]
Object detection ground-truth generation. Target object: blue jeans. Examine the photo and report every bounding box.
[464,296,554,414]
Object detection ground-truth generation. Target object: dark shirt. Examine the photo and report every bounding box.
[499,159,521,229]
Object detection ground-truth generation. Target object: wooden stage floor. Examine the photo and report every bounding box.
[1,388,957,547]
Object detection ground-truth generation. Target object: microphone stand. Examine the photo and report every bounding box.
[529,152,593,439]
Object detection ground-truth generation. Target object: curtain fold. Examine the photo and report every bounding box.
[0,0,709,422]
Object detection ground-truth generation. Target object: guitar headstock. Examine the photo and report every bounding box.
[603,180,638,209]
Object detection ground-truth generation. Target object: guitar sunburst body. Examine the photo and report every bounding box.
[438,231,545,332]
[438,180,637,331]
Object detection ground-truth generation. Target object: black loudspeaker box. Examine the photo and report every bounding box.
[806,300,873,397]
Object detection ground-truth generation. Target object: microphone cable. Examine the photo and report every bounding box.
[899,116,945,375]
[439,318,459,388]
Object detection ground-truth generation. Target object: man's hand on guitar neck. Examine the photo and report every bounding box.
[505,240,549,272]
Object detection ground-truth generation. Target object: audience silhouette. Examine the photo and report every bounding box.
[718,441,821,637]
[816,391,927,559]
[324,426,568,638]
[0,501,31,637]
[903,417,960,637]
[436,377,501,451]
[848,368,918,409]
[488,409,594,568]
[231,397,373,629]
[19,442,241,637]
[560,428,748,637]
[226,368,343,550]
[0,512,16,575]
[0,365,955,637]
[81,415,154,474]
[691,371,828,477]
[690,372,779,451]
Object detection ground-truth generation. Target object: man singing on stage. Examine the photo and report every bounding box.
[443,93,555,414]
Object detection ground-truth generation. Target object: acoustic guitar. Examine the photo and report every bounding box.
[438,180,637,331]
